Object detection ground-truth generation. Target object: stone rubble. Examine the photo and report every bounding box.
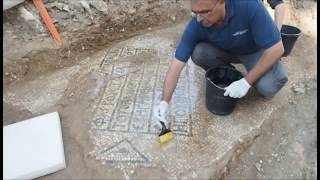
[255,163,263,172]
[292,83,306,94]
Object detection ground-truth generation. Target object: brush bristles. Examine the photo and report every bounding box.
[159,132,175,143]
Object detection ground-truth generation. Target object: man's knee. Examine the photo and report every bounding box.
[191,42,209,66]
[255,76,288,98]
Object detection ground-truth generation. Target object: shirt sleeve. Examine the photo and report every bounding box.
[267,0,283,9]
[249,1,281,49]
[174,17,204,63]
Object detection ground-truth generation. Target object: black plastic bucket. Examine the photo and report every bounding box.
[205,66,243,115]
[281,25,301,57]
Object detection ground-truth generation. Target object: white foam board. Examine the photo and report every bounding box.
[4,112,66,180]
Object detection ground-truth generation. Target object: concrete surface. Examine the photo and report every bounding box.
[3,20,317,179]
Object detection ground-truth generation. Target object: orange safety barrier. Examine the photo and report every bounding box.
[32,0,62,46]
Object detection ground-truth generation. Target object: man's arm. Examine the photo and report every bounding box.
[274,3,285,31]
[224,41,284,98]
[153,58,185,127]
[245,40,284,85]
[267,0,285,31]
[153,17,200,124]
[161,58,186,102]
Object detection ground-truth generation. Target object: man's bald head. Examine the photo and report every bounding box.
[191,0,226,27]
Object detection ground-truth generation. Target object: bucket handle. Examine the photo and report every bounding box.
[206,77,226,90]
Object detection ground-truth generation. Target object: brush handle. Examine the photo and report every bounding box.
[159,121,170,134]
[159,121,167,130]
[159,121,172,136]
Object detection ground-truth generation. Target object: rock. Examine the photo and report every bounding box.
[18,6,46,33]
[250,151,254,156]
[171,15,176,21]
[52,18,59,24]
[45,0,55,3]
[289,100,297,105]
[293,87,306,93]
[292,83,306,94]
[52,2,64,11]
[259,160,263,164]
[128,7,136,14]
[239,138,244,143]
[89,0,108,14]
[80,0,92,14]
[18,6,35,21]
[255,163,262,172]
[62,5,70,12]
[268,159,272,164]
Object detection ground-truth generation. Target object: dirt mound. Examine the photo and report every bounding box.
[3,0,190,85]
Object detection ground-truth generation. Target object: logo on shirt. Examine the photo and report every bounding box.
[232,29,248,36]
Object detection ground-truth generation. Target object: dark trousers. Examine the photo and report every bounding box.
[191,42,288,98]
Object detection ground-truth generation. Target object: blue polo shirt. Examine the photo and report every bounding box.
[175,0,281,63]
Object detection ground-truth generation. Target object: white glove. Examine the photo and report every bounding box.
[153,101,169,128]
[224,78,251,98]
